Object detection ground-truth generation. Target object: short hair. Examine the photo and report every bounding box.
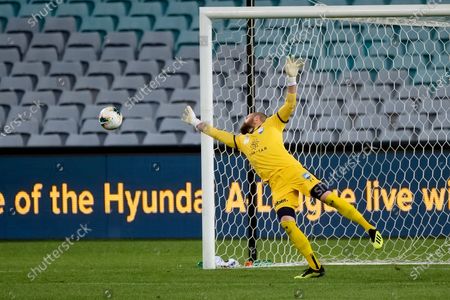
[254,112,267,121]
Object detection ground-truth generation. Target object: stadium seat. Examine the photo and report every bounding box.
[153,16,189,35]
[432,113,450,130]
[181,132,200,145]
[124,61,159,78]
[27,134,63,147]
[139,45,172,61]
[343,100,377,116]
[59,91,93,107]
[374,69,409,86]
[21,91,56,106]
[399,27,430,42]
[87,61,122,78]
[354,114,389,131]
[434,86,450,100]
[379,129,414,143]
[413,68,446,86]
[187,75,200,89]
[129,2,163,20]
[44,105,80,122]
[81,17,115,37]
[142,133,178,145]
[166,1,198,20]
[11,62,46,78]
[0,33,28,55]
[155,103,189,122]
[0,91,19,108]
[36,76,72,92]
[170,89,199,106]
[418,129,450,143]
[0,49,20,64]
[0,4,16,19]
[394,114,428,131]
[18,4,47,18]
[92,2,127,19]
[10,118,40,137]
[382,99,415,115]
[29,33,65,57]
[5,18,39,37]
[420,99,450,115]
[159,118,192,135]
[24,48,59,63]
[435,27,449,42]
[340,129,375,143]
[360,85,392,102]
[48,61,84,78]
[117,17,152,37]
[320,85,355,102]
[216,45,246,60]
[368,40,399,57]
[42,119,78,135]
[158,75,186,91]
[301,130,337,144]
[339,71,373,86]
[104,133,139,146]
[63,48,98,62]
[301,71,333,87]
[390,0,426,5]
[140,31,174,49]
[176,30,199,50]
[74,76,109,91]
[432,53,450,69]
[176,45,199,60]
[133,89,168,106]
[353,56,386,71]
[104,31,137,49]
[112,76,146,92]
[101,46,136,62]
[55,3,91,25]
[122,103,154,119]
[66,134,101,146]
[406,40,442,56]
[67,32,101,51]
[96,89,129,106]
[0,63,6,77]
[121,118,157,134]
[317,116,348,131]
[397,85,429,101]
[0,76,33,92]
[81,105,103,122]
[362,24,395,41]
[0,135,24,147]
[43,17,77,37]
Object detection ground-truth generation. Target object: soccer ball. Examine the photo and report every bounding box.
[99,106,123,130]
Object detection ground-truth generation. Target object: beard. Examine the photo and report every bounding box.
[240,122,253,134]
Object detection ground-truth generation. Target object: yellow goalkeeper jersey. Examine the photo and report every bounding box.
[234,114,301,182]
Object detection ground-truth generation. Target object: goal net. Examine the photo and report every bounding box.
[201,5,450,267]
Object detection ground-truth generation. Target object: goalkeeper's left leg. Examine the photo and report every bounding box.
[310,182,383,250]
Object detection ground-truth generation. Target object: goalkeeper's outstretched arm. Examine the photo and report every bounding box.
[181,106,237,149]
[277,56,305,122]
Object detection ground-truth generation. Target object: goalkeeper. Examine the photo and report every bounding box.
[182,56,383,279]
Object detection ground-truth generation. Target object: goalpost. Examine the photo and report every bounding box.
[200,4,450,269]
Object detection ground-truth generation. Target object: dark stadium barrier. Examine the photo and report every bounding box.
[0,149,449,239]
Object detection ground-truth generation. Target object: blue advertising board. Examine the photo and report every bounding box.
[0,150,449,239]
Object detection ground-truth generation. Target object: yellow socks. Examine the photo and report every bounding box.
[281,220,321,270]
[324,193,374,232]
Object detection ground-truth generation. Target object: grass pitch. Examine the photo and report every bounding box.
[0,240,448,299]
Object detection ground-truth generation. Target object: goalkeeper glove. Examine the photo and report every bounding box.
[285,56,305,86]
[181,105,202,128]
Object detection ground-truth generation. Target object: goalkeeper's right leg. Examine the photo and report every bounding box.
[276,199,325,279]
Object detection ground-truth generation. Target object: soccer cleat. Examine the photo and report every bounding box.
[368,229,383,250]
[294,266,325,279]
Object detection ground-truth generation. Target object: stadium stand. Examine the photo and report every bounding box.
[0,0,447,147]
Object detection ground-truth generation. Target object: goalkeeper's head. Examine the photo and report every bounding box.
[240,112,267,134]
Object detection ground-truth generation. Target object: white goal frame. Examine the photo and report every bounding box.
[199,4,450,270]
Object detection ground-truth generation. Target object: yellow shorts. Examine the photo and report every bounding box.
[270,166,321,212]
